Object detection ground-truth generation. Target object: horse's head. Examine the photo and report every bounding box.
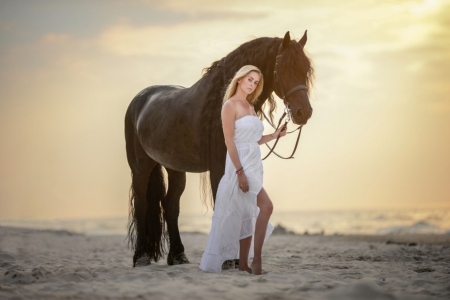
[273,31,314,125]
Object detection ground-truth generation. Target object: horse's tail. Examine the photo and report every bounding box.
[199,171,213,209]
[127,174,137,251]
[127,164,168,266]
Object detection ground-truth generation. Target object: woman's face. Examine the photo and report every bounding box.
[238,71,261,95]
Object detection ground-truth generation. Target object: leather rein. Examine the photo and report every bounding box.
[261,54,308,160]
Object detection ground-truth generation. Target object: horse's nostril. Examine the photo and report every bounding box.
[296,109,304,119]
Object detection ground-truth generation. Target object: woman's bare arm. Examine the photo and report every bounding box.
[258,126,287,145]
[222,101,250,193]
[221,102,243,171]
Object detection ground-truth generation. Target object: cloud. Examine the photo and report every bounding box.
[0,0,266,50]
[42,33,70,43]
[364,2,450,112]
[96,12,265,59]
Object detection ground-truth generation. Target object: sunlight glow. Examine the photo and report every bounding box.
[0,0,449,220]
[409,0,441,15]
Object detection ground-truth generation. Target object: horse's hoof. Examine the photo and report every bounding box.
[168,252,190,265]
[222,259,235,270]
[134,254,151,267]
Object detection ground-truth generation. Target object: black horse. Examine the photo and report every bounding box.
[125,31,314,266]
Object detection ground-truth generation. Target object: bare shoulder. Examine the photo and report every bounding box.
[222,100,237,115]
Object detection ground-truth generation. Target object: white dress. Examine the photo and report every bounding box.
[199,115,274,273]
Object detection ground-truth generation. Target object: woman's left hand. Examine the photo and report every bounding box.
[274,125,287,138]
[238,172,249,193]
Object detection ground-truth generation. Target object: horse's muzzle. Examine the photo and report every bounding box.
[293,107,313,125]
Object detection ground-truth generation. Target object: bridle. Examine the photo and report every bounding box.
[261,54,308,160]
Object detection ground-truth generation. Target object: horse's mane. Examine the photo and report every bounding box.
[278,40,315,97]
[202,37,281,117]
[198,36,314,204]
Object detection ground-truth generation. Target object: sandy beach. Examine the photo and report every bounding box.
[1,226,449,300]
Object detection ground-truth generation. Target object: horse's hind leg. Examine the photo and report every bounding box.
[130,167,153,266]
[126,118,167,266]
[163,168,189,265]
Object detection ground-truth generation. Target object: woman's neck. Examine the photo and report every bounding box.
[234,89,249,102]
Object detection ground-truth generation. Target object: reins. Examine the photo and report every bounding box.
[261,54,307,160]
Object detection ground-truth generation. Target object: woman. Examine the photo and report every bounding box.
[200,65,287,275]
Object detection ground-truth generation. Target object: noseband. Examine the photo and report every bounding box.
[262,55,307,160]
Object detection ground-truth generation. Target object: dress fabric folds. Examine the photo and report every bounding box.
[200,115,273,273]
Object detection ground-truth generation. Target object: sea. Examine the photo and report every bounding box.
[1,208,449,236]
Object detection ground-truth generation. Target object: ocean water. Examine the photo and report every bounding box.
[1,209,449,237]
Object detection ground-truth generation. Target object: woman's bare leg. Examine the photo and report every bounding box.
[251,187,273,275]
[239,236,252,273]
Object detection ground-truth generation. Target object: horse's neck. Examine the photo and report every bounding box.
[192,37,281,116]
[223,38,281,110]
[226,38,280,75]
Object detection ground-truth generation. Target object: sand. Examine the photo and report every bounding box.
[1,226,449,299]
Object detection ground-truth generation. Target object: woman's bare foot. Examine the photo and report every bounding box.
[239,266,252,274]
[251,259,262,275]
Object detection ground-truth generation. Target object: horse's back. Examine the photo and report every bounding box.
[126,85,184,120]
[125,84,205,172]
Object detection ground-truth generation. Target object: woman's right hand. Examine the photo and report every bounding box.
[238,172,249,193]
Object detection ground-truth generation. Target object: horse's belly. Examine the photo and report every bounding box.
[137,113,204,172]
[142,135,205,173]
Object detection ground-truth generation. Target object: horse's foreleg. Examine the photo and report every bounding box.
[163,169,189,265]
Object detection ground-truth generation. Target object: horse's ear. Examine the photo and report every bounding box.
[281,31,291,50]
[299,30,307,47]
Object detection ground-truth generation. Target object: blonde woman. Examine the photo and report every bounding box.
[200,65,287,275]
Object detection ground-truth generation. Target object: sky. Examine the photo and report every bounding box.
[0,0,449,221]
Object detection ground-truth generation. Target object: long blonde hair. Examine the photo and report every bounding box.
[223,65,264,104]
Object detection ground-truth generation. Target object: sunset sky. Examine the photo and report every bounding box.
[1,0,449,221]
